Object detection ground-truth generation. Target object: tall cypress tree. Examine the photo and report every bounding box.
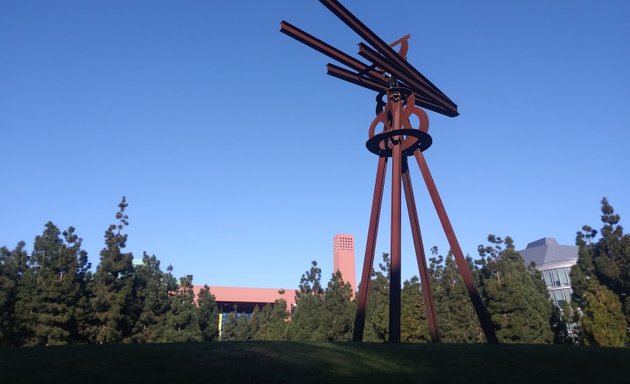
[478,235,553,344]
[89,197,135,344]
[14,223,90,346]
[0,242,28,346]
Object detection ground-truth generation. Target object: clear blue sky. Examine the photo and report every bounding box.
[2,0,629,290]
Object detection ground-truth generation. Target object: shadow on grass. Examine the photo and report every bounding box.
[1,342,628,384]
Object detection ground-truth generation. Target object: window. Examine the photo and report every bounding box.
[542,270,553,287]
[553,290,565,306]
[559,268,570,286]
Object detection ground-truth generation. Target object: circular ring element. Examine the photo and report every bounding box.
[365,128,432,157]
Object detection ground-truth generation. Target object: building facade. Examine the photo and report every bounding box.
[195,234,356,335]
[519,237,578,306]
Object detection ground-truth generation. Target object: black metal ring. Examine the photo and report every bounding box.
[365,128,432,157]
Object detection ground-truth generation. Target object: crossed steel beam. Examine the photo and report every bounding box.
[280,1,458,117]
[281,0,497,344]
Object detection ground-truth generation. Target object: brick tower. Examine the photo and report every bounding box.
[333,234,356,293]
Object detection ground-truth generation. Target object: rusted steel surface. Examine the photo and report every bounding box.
[388,89,404,344]
[326,63,454,116]
[319,0,458,116]
[401,158,440,343]
[352,155,388,342]
[280,21,385,83]
[414,150,498,344]
[356,43,456,116]
[326,63,389,93]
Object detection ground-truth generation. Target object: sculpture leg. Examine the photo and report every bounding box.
[414,150,498,344]
[389,139,403,344]
[353,156,388,342]
[401,157,440,342]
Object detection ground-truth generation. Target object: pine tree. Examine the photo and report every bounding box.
[89,197,135,344]
[164,275,202,343]
[197,285,219,341]
[288,261,325,341]
[320,271,355,341]
[581,281,626,346]
[220,309,238,341]
[593,199,630,297]
[429,248,483,343]
[253,299,289,341]
[363,253,390,342]
[570,199,630,345]
[130,253,175,343]
[401,276,430,343]
[14,223,90,346]
[478,235,553,344]
[220,305,253,341]
[550,301,579,344]
[0,242,28,346]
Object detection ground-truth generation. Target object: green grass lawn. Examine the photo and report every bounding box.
[1,342,628,384]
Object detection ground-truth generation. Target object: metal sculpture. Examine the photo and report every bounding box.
[281,0,497,344]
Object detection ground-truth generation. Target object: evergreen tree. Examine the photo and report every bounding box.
[253,299,288,341]
[89,197,136,343]
[581,281,626,347]
[400,276,430,343]
[363,253,390,342]
[550,301,579,344]
[288,261,325,341]
[220,309,240,341]
[0,242,28,346]
[593,199,630,297]
[478,235,554,344]
[220,305,253,341]
[14,223,90,346]
[429,248,483,343]
[164,275,202,343]
[130,253,176,343]
[571,198,630,343]
[320,271,355,341]
[197,285,219,341]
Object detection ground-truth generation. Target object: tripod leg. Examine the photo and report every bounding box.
[413,150,498,344]
[401,157,440,342]
[353,156,388,342]
[389,140,403,344]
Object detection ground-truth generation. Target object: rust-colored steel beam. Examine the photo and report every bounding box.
[357,43,456,116]
[389,91,404,344]
[280,20,385,83]
[401,158,440,342]
[414,150,498,344]
[353,155,388,342]
[326,63,388,94]
[327,64,453,117]
[319,0,458,117]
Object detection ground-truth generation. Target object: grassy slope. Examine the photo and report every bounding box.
[1,342,628,384]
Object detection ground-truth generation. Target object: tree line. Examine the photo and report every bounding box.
[0,198,220,346]
[1,198,628,347]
